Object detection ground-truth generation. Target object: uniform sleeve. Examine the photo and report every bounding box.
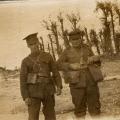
[49,55,63,89]
[20,59,29,100]
[88,47,101,66]
[56,50,70,71]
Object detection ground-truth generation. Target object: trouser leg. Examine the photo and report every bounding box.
[42,95,56,120]
[87,85,101,117]
[28,98,41,120]
[70,87,86,118]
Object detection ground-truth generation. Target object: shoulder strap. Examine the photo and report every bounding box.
[28,53,40,64]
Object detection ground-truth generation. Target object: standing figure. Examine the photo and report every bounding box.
[20,33,62,120]
[57,30,102,119]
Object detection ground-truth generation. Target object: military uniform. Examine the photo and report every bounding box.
[57,30,101,118]
[20,33,62,120]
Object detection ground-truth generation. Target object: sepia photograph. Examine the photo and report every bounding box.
[0,0,120,120]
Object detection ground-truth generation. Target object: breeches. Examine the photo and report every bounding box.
[70,85,101,117]
[28,95,56,120]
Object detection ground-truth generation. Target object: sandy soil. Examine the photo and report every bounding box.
[0,60,120,120]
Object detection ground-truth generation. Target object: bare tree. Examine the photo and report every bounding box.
[105,2,116,51]
[47,43,51,54]
[40,36,45,51]
[42,19,62,56]
[66,12,81,31]
[95,1,109,27]
[115,32,120,53]
[95,1,113,55]
[90,29,101,55]
[98,29,105,54]
[48,34,56,61]
[113,4,120,25]
[103,22,113,55]
[57,12,70,49]
[84,27,92,47]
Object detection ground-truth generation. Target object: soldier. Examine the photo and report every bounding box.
[20,33,62,120]
[57,30,102,119]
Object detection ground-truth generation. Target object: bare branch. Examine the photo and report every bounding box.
[42,20,51,30]
[66,12,81,31]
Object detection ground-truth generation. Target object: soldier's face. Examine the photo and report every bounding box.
[28,43,39,53]
[70,39,82,48]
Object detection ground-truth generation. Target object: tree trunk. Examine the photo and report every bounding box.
[52,25,61,57]
[54,33,61,56]
[119,14,120,25]
[40,36,45,51]
[84,27,91,47]
[103,24,113,55]
[47,43,51,54]
[48,34,56,61]
[99,32,105,55]
[60,19,70,49]
[73,20,77,31]
[110,12,116,53]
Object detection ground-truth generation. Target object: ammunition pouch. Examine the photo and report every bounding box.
[88,64,103,82]
[88,55,101,66]
[62,71,80,84]
[27,73,37,84]
[27,73,50,84]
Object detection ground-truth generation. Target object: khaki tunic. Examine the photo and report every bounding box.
[57,44,94,87]
[20,51,62,100]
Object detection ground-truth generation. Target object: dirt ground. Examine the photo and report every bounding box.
[0,60,120,120]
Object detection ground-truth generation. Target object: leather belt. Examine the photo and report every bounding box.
[36,76,50,83]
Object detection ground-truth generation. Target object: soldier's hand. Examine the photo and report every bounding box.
[69,63,80,70]
[56,87,62,96]
[25,98,31,106]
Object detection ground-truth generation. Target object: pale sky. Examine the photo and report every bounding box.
[0,0,103,69]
